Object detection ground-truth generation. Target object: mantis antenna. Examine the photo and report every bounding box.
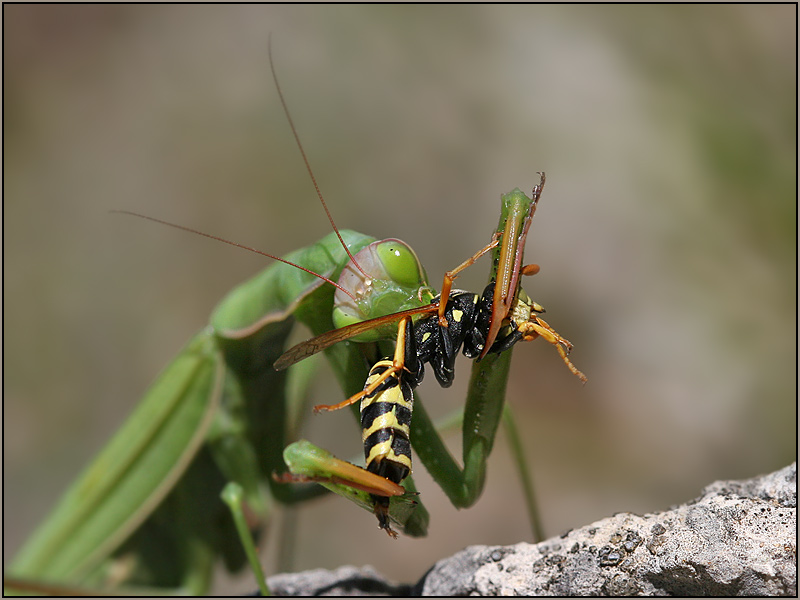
[110,210,359,302]
[267,34,371,281]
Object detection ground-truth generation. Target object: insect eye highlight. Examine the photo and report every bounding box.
[376,239,426,288]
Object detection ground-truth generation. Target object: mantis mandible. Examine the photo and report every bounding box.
[5,41,585,595]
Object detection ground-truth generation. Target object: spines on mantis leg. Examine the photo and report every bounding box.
[448,188,539,504]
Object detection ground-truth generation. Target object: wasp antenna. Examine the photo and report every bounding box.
[111,210,357,302]
[267,36,370,281]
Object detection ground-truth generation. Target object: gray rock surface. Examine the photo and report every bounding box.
[267,565,411,596]
[266,463,796,596]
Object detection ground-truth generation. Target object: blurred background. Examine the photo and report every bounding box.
[4,4,795,594]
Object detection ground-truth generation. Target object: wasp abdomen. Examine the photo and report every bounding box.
[359,360,414,535]
[360,361,413,483]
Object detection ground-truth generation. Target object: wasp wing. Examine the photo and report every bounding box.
[274,303,439,371]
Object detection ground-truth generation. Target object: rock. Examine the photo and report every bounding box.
[266,565,411,596]
[266,463,796,596]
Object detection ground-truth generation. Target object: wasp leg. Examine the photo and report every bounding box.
[518,317,587,383]
[372,501,399,539]
[313,316,415,413]
[437,234,500,327]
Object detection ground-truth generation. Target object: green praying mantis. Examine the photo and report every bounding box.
[5,44,585,595]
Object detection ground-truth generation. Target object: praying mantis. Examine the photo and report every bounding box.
[5,43,585,595]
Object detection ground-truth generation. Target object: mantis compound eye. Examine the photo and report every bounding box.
[375,239,428,288]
